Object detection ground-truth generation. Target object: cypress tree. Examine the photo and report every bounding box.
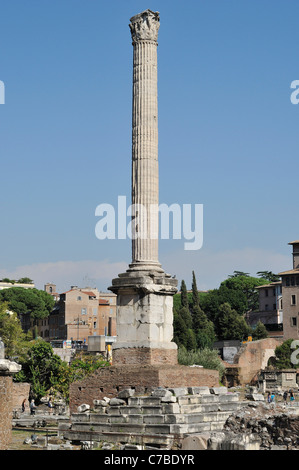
[192,271,200,308]
[180,280,189,309]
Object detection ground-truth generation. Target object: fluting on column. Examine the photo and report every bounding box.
[109,10,178,365]
[129,10,161,271]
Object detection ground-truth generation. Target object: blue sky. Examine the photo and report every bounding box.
[0,0,298,293]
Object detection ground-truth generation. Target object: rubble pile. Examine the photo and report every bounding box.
[223,402,299,450]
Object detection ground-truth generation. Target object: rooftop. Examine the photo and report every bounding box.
[278,268,299,276]
[256,281,282,289]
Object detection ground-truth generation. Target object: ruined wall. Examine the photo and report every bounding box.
[69,364,219,414]
[0,375,13,450]
[232,338,282,385]
[12,382,30,411]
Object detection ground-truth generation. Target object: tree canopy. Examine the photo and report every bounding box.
[0,287,55,319]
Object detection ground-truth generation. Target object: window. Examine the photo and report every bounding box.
[265,290,269,297]
[286,277,290,286]
[77,296,82,301]
[93,307,97,316]
[265,304,268,311]
[273,288,276,296]
[291,295,296,306]
[93,321,97,329]
[291,277,295,286]
[291,317,297,327]
[81,308,87,315]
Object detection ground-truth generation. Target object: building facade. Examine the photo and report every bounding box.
[279,240,299,341]
[246,281,283,337]
[46,286,117,347]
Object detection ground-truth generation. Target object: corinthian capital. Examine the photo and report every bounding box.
[129,9,160,44]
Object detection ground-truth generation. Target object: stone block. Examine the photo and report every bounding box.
[218,394,239,403]
[168,387,188,397]
[141,406,162,415]
[161,395,177,403]
[210,387,228,395]
[164,414,186,424]
[128,396,161,406]
[118,388,135,399]
[143,414,165,424]
[170,423,211,434]
[71,413,90,423]
[181,434,209,450]
[93,399,108,407]
[77,404,90,413]
[179,404,203,414]
[110,398,126,406]
[177,396,202,405]
[109,415,126,424]
[151,387,170,397]
[124,414,143,424]
[161,403,180,414]
[188,386,210,395]
[119,406,141,415]
[90,414,110,423]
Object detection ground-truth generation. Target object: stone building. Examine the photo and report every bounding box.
[246,281,283,336]
[47,286,116,346]
[279,240,299,340]
[31,286,117,349]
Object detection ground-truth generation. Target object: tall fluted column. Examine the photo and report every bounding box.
[129,10,162,271]
[109,10,178,366]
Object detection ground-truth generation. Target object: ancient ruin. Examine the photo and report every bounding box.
[109,9,178,366]
[0,337,21,450]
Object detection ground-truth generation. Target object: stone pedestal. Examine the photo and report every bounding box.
[69,364,220,414]
[109,269,178,365]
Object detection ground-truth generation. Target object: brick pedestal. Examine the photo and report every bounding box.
[69,364,219,414]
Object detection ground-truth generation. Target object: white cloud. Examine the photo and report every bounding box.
[0,246,291,295]
[161,247,291,291]
[0,259,128,293]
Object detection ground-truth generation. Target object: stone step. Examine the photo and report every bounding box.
[128,397,162,406]
[71,409,233,428]
[63,428,174,447]
[165,411,232,425]
[177,393,239,406]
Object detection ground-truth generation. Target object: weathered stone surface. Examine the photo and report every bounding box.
[182,433,210,450]
[188,386,210,395]
[117,388,135,399]
[152,388,172,399]
[77,404,90,413]
[210,387,228,395]
[110,398,126,407]
[169,387,188,397]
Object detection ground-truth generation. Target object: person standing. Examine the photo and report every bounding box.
[30,399,36,415]
[21,398,26,413]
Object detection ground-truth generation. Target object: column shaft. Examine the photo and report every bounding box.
[132,40,159,264]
